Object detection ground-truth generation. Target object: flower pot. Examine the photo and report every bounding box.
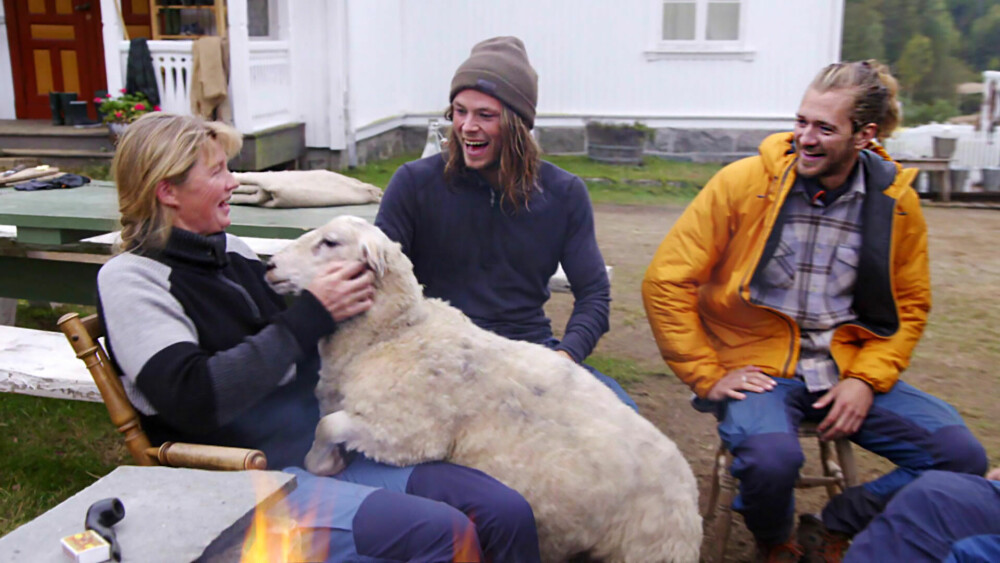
[107,122,128,145]
[586,122,647,165]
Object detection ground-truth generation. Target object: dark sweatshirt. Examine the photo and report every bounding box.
[375,154,610,362]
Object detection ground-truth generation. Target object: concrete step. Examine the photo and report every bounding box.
[0,118,114,153]
[0,148,113,170]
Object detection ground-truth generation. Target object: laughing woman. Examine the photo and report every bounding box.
[97,112,540,562]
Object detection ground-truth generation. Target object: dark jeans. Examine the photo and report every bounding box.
[695,378,987,543]
[540,337,639,412]
[845,471,1000,562]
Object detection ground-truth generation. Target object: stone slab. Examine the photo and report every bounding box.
[0,466,295,563]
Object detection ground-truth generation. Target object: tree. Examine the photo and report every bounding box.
[897,34,935,95]
[842,0,885,62]
[971,4,1000,69]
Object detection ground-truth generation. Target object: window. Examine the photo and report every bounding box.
[648,0,752,59]
[248,0,284,39]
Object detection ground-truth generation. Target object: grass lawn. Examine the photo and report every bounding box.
[0,152,715,537]
[339,151,718,206]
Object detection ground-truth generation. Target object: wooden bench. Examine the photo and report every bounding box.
[25,229,604,295]
[0,324,100,401]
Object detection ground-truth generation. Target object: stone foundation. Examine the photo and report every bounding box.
[305,124,782,170]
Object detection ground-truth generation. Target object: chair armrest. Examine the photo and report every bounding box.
[146,442,268,471]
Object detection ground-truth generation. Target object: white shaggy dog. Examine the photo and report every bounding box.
[266,216,701,562]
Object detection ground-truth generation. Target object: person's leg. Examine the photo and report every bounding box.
[944,535,1000,563]
[708,378,811,545]
[578,361,640,411]
[821,382,987,536]
[844,471,1000,563]
[540,337,638,411]
[407,462,541,562]
[280,467,483,562]
[335,456,541,562]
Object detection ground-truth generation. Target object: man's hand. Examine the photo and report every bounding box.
[986,467,1000,481]
[307,260,376,322]
[813,378,874,441]
[556,350,575,362]
[706,366,776,401]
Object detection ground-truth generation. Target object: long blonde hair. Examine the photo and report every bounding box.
[809,59,901,141]
[112,113,242,252]
[443,103,540,211]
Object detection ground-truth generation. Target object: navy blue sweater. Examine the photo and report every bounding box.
[375,155,610,361]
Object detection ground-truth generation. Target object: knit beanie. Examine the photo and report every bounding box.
[450,36,538,129]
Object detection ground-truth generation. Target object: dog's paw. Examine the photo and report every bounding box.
[304,443,347,476]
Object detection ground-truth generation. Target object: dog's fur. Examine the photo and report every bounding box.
[266,216,701,562]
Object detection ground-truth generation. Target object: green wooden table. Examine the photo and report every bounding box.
[0,181,380,304]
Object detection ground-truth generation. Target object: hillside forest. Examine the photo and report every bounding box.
[842,0,1000,124]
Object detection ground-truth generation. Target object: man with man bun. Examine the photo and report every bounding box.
[642,60,987,562]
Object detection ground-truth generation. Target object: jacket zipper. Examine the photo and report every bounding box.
[738,158,799,377]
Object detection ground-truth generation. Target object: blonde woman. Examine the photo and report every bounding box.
[98,112,540,562]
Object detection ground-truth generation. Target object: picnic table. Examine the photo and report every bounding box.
[897,157,953,202]
[0,181,379,305]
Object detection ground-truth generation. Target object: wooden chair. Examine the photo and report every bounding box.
[701,421,860,563]
[58,312,267,471]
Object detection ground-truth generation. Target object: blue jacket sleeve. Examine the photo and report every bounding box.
[556,177,611,361]
[374,162,417,253]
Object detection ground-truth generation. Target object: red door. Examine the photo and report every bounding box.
[4,0,108,119]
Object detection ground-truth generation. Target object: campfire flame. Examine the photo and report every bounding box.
[239,471,482,562]
[240,472,322,563]
[453,517,481,562]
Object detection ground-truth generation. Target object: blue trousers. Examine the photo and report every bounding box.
[696,378,987,544]
[541,337,639,411]
[845,471,1000,563]
[278,456,541,562]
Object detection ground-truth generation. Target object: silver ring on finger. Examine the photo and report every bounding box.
[741,375,748,384]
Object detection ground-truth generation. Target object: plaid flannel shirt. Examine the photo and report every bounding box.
[756,167,866,392]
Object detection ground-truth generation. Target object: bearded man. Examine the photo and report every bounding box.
[642,60,987,562]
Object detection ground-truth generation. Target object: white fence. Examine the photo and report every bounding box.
[246,41,294,132]
[118,41,193,116]
[117,40,294,133]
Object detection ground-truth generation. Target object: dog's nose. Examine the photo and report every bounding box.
[265,260,276,272]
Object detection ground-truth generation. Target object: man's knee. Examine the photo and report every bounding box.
[354,489,484,562]
[476,483,537,535]
[933,426,988,475]
[732,433,804,491]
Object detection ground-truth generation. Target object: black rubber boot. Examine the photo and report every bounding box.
[49,92,64,125]
[58,92,78,125]
[65,100,98,126]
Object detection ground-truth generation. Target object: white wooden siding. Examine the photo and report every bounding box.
[0,3,16,119]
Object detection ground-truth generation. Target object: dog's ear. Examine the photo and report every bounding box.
[359,238,387,279]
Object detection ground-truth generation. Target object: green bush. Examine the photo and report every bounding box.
[902,98,960,126]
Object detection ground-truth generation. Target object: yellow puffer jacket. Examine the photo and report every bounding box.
[642,132,928,398]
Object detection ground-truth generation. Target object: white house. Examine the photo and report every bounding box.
[1,0,844,166]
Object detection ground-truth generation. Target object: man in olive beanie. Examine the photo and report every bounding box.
[376,36,638,413]
[449,36,538,129]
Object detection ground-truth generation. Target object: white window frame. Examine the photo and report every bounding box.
[645,0,754,61]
